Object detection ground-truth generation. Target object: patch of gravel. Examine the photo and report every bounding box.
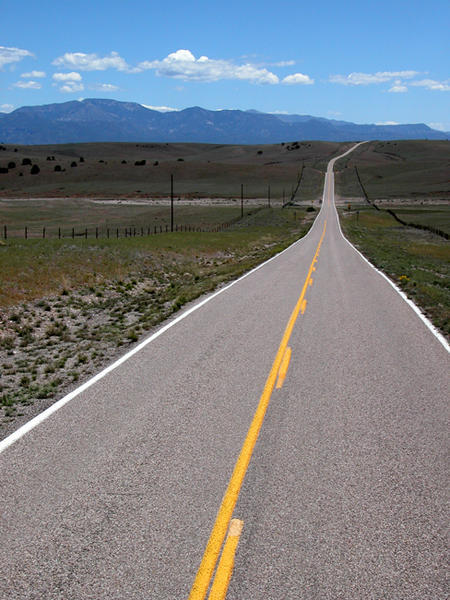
[0,268,202,437]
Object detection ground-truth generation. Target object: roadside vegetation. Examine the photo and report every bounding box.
[339,205,450,340]
[0,206,314,435]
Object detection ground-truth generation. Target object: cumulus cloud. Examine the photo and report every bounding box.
[138,49,280,84]
[330,70,419,85]
[52,71,82,82]
[375,121,400,125]
[12,80,41,89]
[53,51,137,72]
[0,46,33,69]
[52,72,84,93]
[59,82,84,93]
[21,70,46,78]
[282,72,314,85]
[142,104,180,112]
[0,104,14,113]
[410,78,450,91]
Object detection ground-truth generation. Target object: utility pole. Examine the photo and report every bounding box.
[170,174,174,232]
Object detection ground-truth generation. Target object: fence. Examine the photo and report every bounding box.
[354,166,449,240]
[1,220,242,240]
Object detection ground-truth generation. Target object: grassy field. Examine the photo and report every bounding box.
[0,140,348,201]
[0,205,314,433]
[389,206,450,235]
[335,140,450,201]
[0,199,246,238]
[339,205,450,339]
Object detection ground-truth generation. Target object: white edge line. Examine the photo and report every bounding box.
[0,209,321,455]
[330,150,450,354]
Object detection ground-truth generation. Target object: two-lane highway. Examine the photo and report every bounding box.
[1,145,448,599]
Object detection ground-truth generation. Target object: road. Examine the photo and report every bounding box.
[1,145,448,599]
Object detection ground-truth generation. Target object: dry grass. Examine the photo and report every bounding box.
[0,140,348,200]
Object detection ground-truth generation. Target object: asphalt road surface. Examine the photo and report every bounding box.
[1,145,448,599]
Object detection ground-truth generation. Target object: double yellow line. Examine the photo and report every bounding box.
[188,221,327,600]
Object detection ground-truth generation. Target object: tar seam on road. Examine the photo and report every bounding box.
[187,222,327,600]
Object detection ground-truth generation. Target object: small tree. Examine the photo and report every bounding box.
[8,161,16,169]
[70,161,77,168]
[22,158,31,166]
[30,164,40,175]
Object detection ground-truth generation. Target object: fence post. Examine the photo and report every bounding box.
[3,225,6,240]
[107,228,110,239]
[95,227,98,239]
[72,227,74,239]
[58,227,61,239]
[43,227,46,239]
[85,228,87,239]
[171,174,174,232]
[25,226,28,239]
[116,228,119,238]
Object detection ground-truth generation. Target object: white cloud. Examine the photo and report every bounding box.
[12,80,41,90]
[330,70,419,85]
[411,78,450,91]
[52,72,84,93]
[0,104,14,113]
[53,51,137,72]
[282,72,314,85]
[428,122,449,131]
[375,121,400,125]
[142,104,180,112]
[59,82,84,93]
[389,84,408,93]
[0,46,33,69]
[271,60,296,67]
[89,83,119,92]
[21,70,46,78]
[52,71,82,82]
[138,49,280,84]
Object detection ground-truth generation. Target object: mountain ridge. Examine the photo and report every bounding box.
[0,98,448,145]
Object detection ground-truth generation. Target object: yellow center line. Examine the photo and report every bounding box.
[300,299,307,315]
[188,220,327,600]
[275,346,292,389]
[207,519,244,600]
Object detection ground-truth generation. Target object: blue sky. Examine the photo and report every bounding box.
[1,0,449,130]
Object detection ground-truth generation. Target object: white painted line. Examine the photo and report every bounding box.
[330,159,450,353]
[0,211,320,456]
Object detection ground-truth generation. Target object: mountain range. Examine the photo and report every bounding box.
[0,98,448,145]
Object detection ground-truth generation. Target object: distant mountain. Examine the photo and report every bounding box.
[0,98,448,144]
